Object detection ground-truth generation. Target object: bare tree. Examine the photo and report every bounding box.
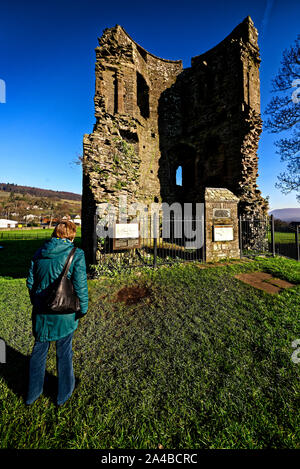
[264,35,300,201]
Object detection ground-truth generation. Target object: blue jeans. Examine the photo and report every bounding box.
[26,332,75,405]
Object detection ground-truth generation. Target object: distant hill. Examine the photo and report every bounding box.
[0,183,81,201]
[269,208,300,223]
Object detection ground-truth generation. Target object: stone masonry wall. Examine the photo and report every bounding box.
[205,188,240,262]
[82,17,268,265]
[158,17,267,216]
[81,25,182,262]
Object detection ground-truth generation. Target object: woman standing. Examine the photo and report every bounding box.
[26,220,88,406]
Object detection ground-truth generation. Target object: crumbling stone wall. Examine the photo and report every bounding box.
[82,16,268,265]
[158,17,267,215]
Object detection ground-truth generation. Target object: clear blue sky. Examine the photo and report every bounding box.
[0,0,299,210]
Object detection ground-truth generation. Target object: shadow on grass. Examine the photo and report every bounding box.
[0,343,58,404]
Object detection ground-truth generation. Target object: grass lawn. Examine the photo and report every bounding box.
[273,232,297,244]
[0,227,81,240]
[0,239,299,448]
[266,230,297,245]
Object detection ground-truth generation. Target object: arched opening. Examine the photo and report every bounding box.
[171,144,196,193]
[137,72,150,119]
[176,165,182,186]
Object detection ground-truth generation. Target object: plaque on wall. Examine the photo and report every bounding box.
[213,208,231,218]
[113,223,141,250]
[115,223,139,238]
[213,225,234,241]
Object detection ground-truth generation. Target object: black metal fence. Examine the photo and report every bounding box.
[93,218,204,274]
[239,215,300,261]
[271,218,300,261]
[239,216,271,257]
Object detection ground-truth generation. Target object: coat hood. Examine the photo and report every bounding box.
[38,237,74,259]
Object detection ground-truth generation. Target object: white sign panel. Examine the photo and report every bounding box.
[214,225,234,241]
[115,223,139,239]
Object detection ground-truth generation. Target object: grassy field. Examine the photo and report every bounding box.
[273,232,297,244]
[0,227,81,240]
[0,237,299,449]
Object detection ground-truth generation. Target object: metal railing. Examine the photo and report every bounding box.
[239,216,271,257]
[271,218,300,261]
[239,215,299,261]
[93,218,204,273]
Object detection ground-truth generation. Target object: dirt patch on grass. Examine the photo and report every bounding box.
[112,285,152,305]
[235,272,295,294]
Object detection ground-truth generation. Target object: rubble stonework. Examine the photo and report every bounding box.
[82,16,268,264]
[205,188,240,262]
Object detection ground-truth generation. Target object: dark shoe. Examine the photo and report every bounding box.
[25,393,42,405]
[56,377,80,406]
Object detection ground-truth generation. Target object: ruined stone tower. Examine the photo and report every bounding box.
[82,16,268,264]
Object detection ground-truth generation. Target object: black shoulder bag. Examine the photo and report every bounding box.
[45,247,81,314]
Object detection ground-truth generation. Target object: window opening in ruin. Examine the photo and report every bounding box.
[176,166,182,186]
[119,128,139,143]
[247,70,250,105]
[114,75,118,114]
[137,72,150,119]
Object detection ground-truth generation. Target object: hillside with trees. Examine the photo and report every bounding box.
[0,183,81,201]
[0,186,81,226]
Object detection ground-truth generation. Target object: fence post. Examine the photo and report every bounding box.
[270,214,275,257]
[296,225,300,262]
[93,212,98,265]
[239,216,243,258]
[153,212,158,268]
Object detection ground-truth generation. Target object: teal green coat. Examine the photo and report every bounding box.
[26,237,88,342]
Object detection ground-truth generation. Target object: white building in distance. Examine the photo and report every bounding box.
[0,219,18,228]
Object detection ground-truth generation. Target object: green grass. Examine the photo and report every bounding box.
[0,249,299,449]
[268,231,297,244]
[0,227,81,240]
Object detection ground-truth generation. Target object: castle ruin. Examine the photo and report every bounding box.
[81,16,268,265]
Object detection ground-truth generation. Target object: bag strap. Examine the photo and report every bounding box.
[61,247,77,278]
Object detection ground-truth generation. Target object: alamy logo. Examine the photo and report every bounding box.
[0,79,6,103]
[0,338,6,363]
[96,195,205,249]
